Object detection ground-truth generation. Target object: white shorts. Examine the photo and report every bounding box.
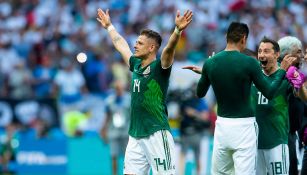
[124,130,176,175]
[257,144,289,175]
[211,116,258,175]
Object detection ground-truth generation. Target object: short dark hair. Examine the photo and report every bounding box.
[140,29,162,49]
[260,36,280,53]
[226,22,249,43]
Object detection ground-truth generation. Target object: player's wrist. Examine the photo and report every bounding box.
[174,26,182,35]
[107,25,115,32]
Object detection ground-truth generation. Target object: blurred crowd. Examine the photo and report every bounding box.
[1,0,307,100]
[1,0,307,174]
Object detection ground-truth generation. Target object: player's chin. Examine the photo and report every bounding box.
[134,53,139,57]
[134,53,143,59]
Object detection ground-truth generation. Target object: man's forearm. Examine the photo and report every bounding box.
[107,27,128,51]
[107,25,132,65]
[164,28,181,52]
[161,27,181,67]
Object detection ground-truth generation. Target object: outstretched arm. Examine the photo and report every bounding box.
[161,10,193,68]
[196,62,211,97]
[182,65,202,74]
[97,8,132,66]
[182,52,215,74]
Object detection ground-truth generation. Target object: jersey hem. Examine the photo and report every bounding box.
[258,141,288,149]
[128,127,171,138]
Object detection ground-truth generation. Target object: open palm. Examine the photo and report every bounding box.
[175,10,193,31]
[96,8,111,29]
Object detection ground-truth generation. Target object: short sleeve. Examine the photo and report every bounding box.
[158,59,172,76]
[129,56,137,72]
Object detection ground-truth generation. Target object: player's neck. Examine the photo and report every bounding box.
[225,43,242,52]
[264,64,279,76]
[141,55,156,68]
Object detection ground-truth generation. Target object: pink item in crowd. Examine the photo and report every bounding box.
[286,66,305,89]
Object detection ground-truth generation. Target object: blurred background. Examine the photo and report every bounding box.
[0,0,307,175]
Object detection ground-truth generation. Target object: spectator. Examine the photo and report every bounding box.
[54,58,87,113]
[179,83,210,175]
[62,110,89,137]
[32,56,56,98]
[82,52,112,97]
[7,60,33,99]
[100,80,130,175]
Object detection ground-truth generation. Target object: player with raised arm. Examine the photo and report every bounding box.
[97,8,193,175]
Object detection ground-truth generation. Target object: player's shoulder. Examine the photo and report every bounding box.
[236,51,255,60]
[129,56,141,70]
[239,53,258,66]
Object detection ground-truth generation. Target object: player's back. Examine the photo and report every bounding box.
[205,50,256,118]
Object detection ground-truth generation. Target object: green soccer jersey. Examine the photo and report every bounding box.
[251,70,292,149]
[197,50,286,118]
[128,56,171,138]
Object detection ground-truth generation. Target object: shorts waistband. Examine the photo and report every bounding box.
[217,116,256,124]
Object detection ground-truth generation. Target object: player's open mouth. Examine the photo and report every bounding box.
[260,60,268,66]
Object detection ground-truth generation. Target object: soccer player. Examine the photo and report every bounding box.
[184,22,294,174]
[184,39,306,175]
[96,8,193,174]
[253,37,306,175]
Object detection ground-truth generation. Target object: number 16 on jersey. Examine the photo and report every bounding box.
[257,92,268,105]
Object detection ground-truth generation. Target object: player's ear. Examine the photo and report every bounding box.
[241,35,247,44]
[149,43,156,53]
[275,52,280,59]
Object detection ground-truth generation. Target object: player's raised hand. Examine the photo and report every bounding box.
[280,54,299,71]
[96,8,112,29]
[182,65,202,74]
[175,10,193,31]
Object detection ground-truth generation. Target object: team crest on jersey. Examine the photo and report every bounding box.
[143,66,151,75]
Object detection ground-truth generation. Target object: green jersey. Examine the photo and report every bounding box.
[251,70,292,149]
[197,51,286,118]
[128,56,171,138]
